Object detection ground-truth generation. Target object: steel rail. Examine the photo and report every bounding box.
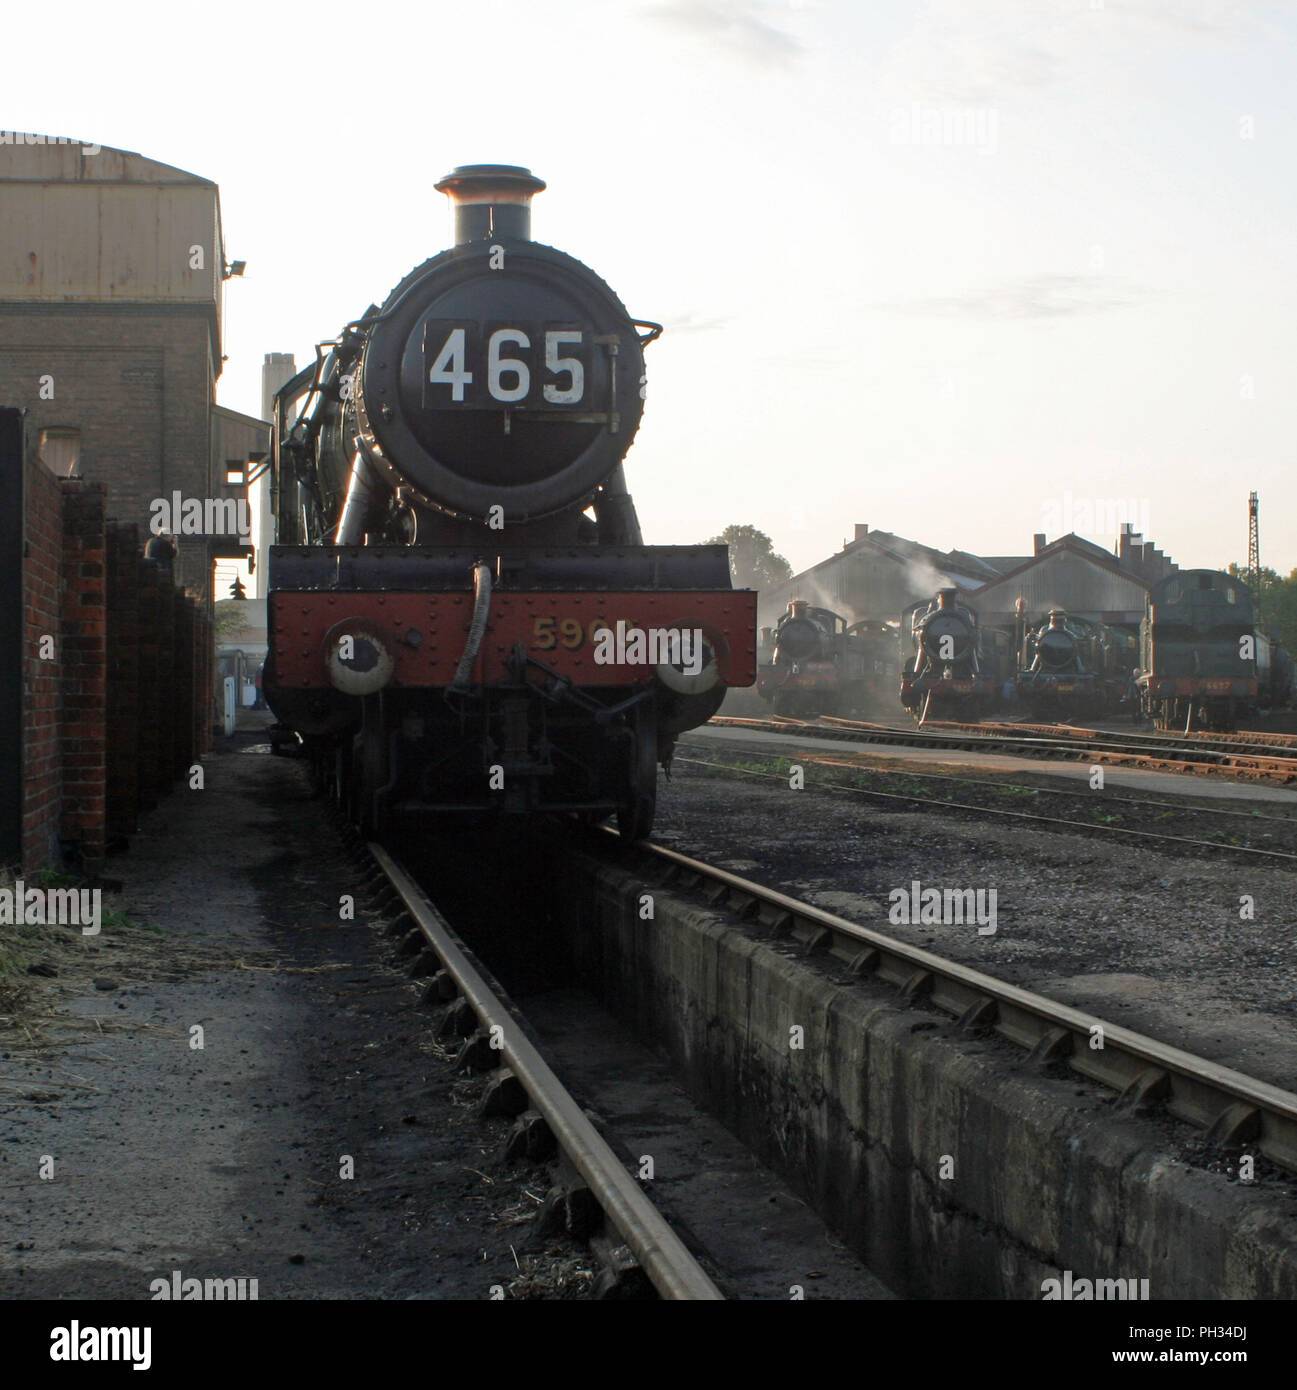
[906,716,1297,768]
[712,715,1297,783]
[369,844,724,1301]
[672,751,1297,862]
[595,833,1297,1175]
[701,740,1297,825]
[952,717,1297,756]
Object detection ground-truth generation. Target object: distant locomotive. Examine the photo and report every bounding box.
[1137,569,1257,731]
[900,588,1005,722]
[756,602,897,716]
[1015,609,1109,716]
[1257,632,1295,711]
[846,617,904,712]
[265,165,756,839]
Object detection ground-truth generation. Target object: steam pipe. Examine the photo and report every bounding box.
[335,449,378,545]
[450,563,494,691]
[596,464,642,545]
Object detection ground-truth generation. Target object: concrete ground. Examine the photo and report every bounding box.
[0,725,591,1301]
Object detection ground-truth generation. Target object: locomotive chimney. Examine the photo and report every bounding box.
[434,164,546,245]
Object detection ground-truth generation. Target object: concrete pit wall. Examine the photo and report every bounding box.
[557,851,1297,1300]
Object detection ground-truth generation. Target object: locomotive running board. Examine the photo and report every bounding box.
[270,543,736,593]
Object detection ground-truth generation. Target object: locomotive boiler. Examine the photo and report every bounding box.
[1137,570,1257,732]
[899,588,1002,722]
[265,165,756,839]
[1015,609,1099,715]
[757,601,847,716]
[757,602,900,717]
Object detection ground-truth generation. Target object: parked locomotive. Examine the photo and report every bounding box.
[1256,632,1295,711]
[756,602,899,716]
[846,617,904,713]
[265,165,756,839]
[1014,609,1098,716]
[899,588,1005,722]
[1136,569,1256,731]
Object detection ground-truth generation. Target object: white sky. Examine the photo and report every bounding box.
[11,0,1297,580]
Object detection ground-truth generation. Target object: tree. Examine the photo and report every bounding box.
[1227,562,1297,653]
[213,599,249,642]
[707,524,793,590]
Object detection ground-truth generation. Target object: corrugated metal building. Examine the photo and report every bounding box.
[0,135,262,599]
[971,530,1177,628]
[761,523,1004,628]
[767,523,1179,632]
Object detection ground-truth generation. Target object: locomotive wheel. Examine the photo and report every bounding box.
[616,704,657,842]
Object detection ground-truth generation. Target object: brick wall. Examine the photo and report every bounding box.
[173,591,195,780]
[21,452,63,871]
[193,604,212,759]
[19,446,217,875]
[106,522,141,843]
[59,482,108,875]
[0,305,219,599]
[134,562,164,815]
[154,562,176,791]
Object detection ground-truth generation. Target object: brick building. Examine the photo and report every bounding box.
[0,137,262,599]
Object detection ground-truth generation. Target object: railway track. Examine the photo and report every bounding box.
[591,829,1297,1177]
[919,715,1297,766]
[710,714,1297,784]
[674,744,1297,861]
[362,843,723,1301]
[965,717,1297,755]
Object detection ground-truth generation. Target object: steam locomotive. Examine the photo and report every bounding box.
[1014,609,1101,716]
[899,588,1006,721]
[1015,609,1140,719]
[264,166,756,839]
[1137,570,1257,731]
[755,602,899,716]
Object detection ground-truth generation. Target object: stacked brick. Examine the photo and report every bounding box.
[105,523,141,844]
[20,451,215,876]
[59,483,108,874]
[20,455,64,872]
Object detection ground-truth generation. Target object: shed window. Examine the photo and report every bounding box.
[39,426,80,477]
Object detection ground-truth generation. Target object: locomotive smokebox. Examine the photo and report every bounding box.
[434,164,546,245]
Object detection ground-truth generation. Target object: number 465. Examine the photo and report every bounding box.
[429,328,584,404]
